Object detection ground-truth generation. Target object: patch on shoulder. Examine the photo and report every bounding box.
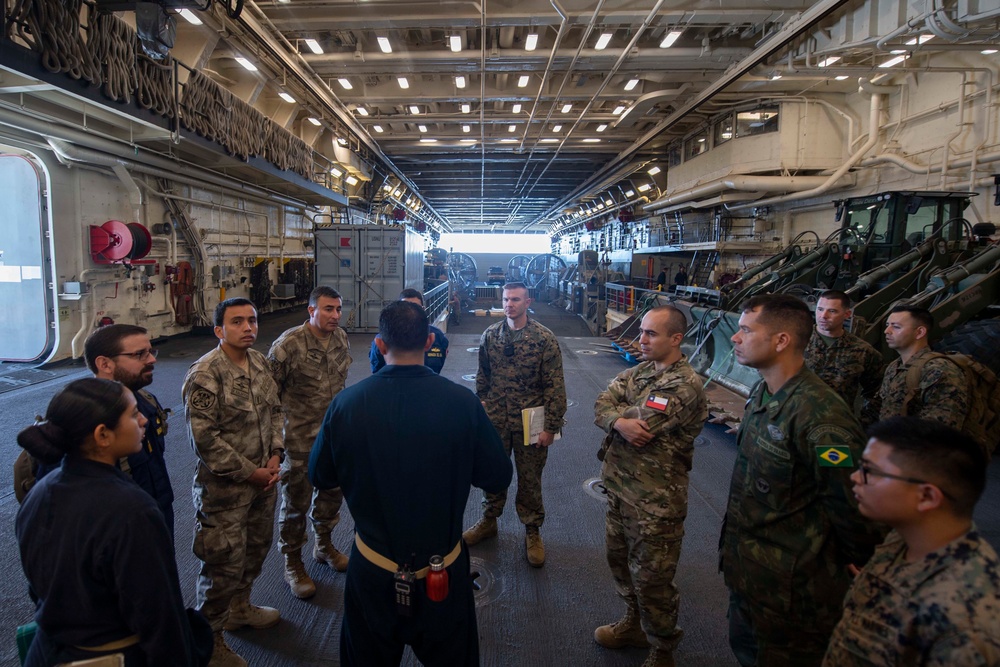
[190,388,216,411]
[767,424,784,441]
[815,446,854,467]
[806,424,855,444]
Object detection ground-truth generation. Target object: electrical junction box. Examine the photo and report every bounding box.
[273,283,296,298]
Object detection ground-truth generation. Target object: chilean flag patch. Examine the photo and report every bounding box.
[645,395,668,411]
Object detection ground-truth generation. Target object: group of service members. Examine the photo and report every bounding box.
[12,282,1000,667]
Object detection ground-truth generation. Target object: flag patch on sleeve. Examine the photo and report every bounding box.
[816,446,854,467]
[645,395,668,411]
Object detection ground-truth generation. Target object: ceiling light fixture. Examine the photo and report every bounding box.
[419,138,438,143]
[373,125,384,133]
[770,73,782,80]
[612,105,625,115]
[508,125,516,132]
[304,39,323,54]
[449,35,462,52]
[330,167,343,177]
[596,124,607,132]
[595,32,613,50]
[659,30,682,49]
[552,124,562,132]
[461,139,477,143]
[377,37,392,54]
[337,137,348,146]
[604,199,613,206]
[397,77,409,89]
[235,56,257,72]
[561,103,572,113]
[356,107,369,116]
[525,33,538,51]
[177,9,202,25]
[500,138,517,143]
[817,56,840,67]
[461,103,471,113]
[410,105,420,114]
[462,124,471,132]
[905,35,933,45]
[278,92,296,103]
[418,124,428,132]
[624,189,635,197]
[517,75,530,87]
[624,78,639,91]
[983,48,999,55]
[455,75,466,88]
[647,166,661,175]
[307,117,322,126]
[879,54,909,68]
[835,75,850,80]
[338,78,353,90]
[512,103,521,113]
[583,138,600,142]
[638,183,652,192]
[345,175,359,185]
[541,138,558,143]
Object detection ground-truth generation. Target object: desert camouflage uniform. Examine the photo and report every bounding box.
[476,318,566,528]
[182,345,283,631]
[878,346,969,430]
[268,322,352,555]
[721,367,882,667]
[804,328,885,426]
[594,356,708,652]
[823,528,1000,667]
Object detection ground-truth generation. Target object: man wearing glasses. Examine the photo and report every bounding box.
[85,324,174,539]
[823,417,1000,666]
[463,282,566,567]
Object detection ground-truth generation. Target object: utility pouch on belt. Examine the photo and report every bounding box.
[394,567,415,617]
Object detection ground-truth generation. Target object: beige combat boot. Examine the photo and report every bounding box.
[525,527,545,567]
[283,551,316,599]
[209,631,247,667]
[462,517,498,546]
[223,594,280,631]
[313,533,349,572]
[594,603,650,649]
[641,647,676,667]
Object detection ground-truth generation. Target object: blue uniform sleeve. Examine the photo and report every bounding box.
[369,336,385,374]
[471,399,512,493]
[309,405,340,490]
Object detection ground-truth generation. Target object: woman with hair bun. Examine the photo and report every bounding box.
[15,377,211,667]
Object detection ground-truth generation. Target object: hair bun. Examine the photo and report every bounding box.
[17,421,68,464]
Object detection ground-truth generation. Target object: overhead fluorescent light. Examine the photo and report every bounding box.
[659,30,682,49]
[561,103,572,113]
[235,57,257,72]
[595,32,613,50]
[835,75,850,80]
[518,75,530,87]
[409,105,420,114]
[278,92,296,103]
[541,138,558,142]
[817,56,841,67]
[394,189,403,196]
[336,137,348,146]
[905,35,933,45]
[455,75,466,88]
[890,49,907,55]
[879,54,909,68]
[647,166,661,175]
[984,48,999,55]
[624,78,639,91]
[304,39,323,54]
[624,189,635,197]
[596,124,607,132]
[612,105,625,115]
[420,138,438,143]
[338,78,353,90]
[356,107,369,116]
[508,124,516,132]
[397,77,409,89]
[377,37,392,53]
[462,124,471,133]
[461,103,471,113]
[552,124,562,132]
[500,138,517,143]
[596,203,605,209]
[177,9,202,25]
[604,199,613,206]
[449,35,462,52]
[770,74,782,80]
[307,117,322,126]
[345,175,359,185]
[583,138,600,142]
[512,103,522,113]
[373,125,384,133]
[638,183,652,192]
[461,139,477,143]
[525,33,538,51]
[418,124,428,132]
[330,167,343,177]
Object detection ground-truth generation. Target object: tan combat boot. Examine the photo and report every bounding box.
[462,517,498,546]
[208,631,247,667]
[223,595,281,631]
[525,528,545,567]
[313,533,349,572]
[641,647,676,667]
[594,604,650,649]
[283,551,316,599]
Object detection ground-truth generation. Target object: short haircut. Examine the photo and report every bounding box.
[646,305,688,336]
[867,417,986,517]
[214,297,256,327]
[83,324,148,373]
[889,304,934,331]
[379,300,429,353]
[398,288,424,305]
[818,290,852,308]
[503,282,528,293]
[741,294,813,351]
[310,285,341,307]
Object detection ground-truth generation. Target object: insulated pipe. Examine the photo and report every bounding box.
[859,149,1000,174]
[941,72,970,189]
[70,269,125,358]
[643,175,855,212]
[727,90,884,213]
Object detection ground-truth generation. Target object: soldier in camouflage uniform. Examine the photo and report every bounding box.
[183,298,284,667]
[593,306,708,667]
[267,286,353,600]
[721,294,882,667]
[804,291,884,426]
[878,305,968,429]
[462,282,567,567]
[823,417,1000,666]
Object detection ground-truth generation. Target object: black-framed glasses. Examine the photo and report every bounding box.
[114,348,159,361]
[857,460,927,486]
[503,344,515,357]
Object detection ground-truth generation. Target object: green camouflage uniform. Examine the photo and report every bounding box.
[804,328,885,426]
[721,367,881,667]
[267,322,352,555]
[823,527,1000,666]
[878,346,969,430]
[476,318,566,528]
[182,345,283,631]
[594,357,708,652]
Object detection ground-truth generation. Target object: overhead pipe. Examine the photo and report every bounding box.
[644,175,856,212]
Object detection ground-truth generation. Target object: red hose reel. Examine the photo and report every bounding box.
[89,220,154,265]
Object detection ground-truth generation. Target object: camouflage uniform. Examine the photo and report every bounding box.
[594,357,708,652]
[182,345,283,632]
[720,368,881,667]
[268,322,352,555]
[878,346,969,430]
[476,318,566,528]
[823,528,1000,666]
[804,328,885,426]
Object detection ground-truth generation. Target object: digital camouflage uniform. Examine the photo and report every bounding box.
[804,328,885,426]
[476,318,566,528]
[267,322,352,555]
[721,368,882,667]
[182,345,283,632]
[823,528,1000,666]
[594,357,708,653]
[878,346,969,430]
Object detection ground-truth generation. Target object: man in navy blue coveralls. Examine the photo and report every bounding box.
[311,300,512,667]
[369,288,449,374]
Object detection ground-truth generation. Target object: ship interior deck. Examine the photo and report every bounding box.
[2,302,1000,666]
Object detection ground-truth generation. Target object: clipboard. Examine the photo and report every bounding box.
[521,406,562,446]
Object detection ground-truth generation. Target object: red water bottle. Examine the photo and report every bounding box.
[426,555,449,602]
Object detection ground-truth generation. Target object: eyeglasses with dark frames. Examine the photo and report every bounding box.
[114,348,159,361]
[858,460,954,500]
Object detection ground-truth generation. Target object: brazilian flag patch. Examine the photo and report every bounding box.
[816,446,854,467]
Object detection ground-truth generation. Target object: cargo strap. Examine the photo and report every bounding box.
[354,534,461,579]
[77,634,140,652]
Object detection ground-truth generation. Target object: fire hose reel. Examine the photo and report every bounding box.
[89,220,154,265]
